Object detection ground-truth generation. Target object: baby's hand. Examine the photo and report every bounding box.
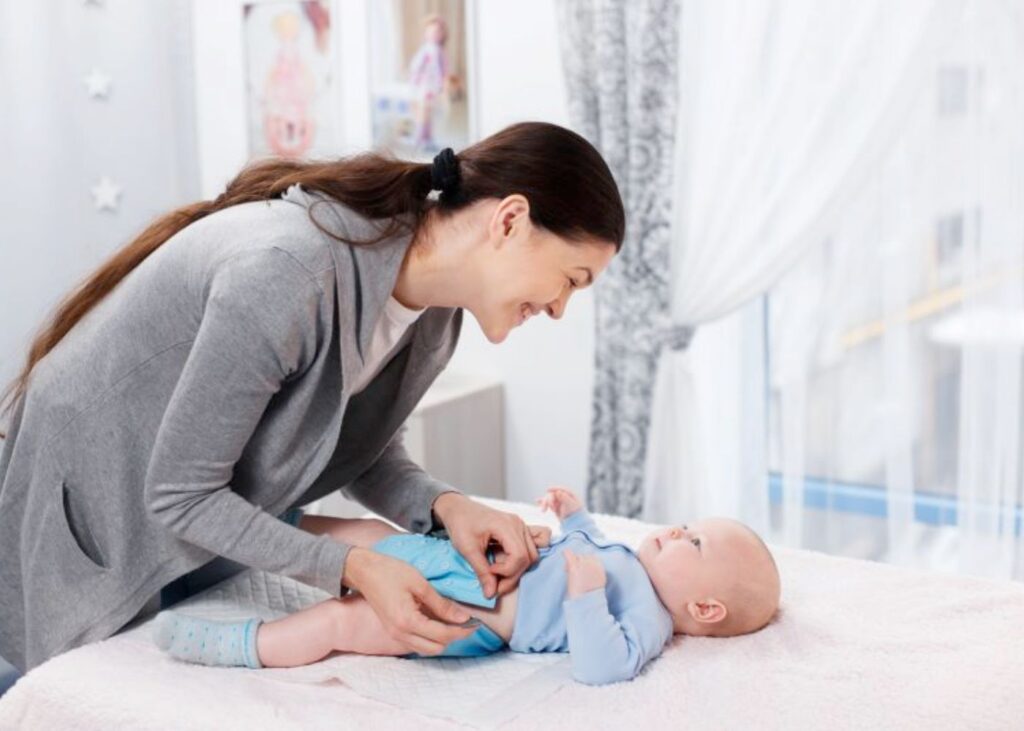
[536,486,583,521]
[563,549,606,598]
[528,524,552,548]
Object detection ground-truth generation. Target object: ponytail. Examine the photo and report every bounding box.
[0,121,624,435]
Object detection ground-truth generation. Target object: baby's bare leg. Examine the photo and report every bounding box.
[296,514,401,547]
[256,595,412,667]
[255,516,409,667]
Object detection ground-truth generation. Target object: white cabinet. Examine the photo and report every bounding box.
[308,371,505,518]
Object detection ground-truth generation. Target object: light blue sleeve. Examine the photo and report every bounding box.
[562,589,665,685]
[559,508,607,541]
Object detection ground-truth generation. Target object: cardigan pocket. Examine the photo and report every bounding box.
[55,479,110,573]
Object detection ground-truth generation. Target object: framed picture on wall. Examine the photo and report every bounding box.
[191,0,476,198]
[241,0,341,160]
[368,0,477,159]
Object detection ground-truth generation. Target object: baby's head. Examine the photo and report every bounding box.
[637,518,780,638]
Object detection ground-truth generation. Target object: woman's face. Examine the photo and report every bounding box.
[472,196,617,344]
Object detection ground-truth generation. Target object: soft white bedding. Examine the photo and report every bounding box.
[2,498,1023,730]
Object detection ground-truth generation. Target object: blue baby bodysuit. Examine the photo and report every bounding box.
[509,509,675,685]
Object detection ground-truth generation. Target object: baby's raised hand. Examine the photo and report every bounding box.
[536,486,583,521]
[563,549,606,598]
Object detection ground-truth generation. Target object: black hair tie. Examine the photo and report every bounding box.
[430,148,461,196]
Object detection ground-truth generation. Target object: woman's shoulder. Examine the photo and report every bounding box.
[164,197,340,292]
[277,183,411,253]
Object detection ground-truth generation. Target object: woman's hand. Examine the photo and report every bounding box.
[342,546,476,655]
[563,549,606,598]
[432,492,540,598]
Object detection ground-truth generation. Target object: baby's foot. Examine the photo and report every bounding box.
[152,612,263,669]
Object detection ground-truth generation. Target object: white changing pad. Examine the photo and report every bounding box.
[122,565,571,729]
[2,498,1024,730]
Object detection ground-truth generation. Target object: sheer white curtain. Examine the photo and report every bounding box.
[645,0,1024,582]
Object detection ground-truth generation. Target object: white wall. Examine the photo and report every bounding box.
[0,0,199,419]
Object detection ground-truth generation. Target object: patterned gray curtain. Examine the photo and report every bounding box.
[556,0,684,517]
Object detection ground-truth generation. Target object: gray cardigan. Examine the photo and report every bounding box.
[0,184,463,671]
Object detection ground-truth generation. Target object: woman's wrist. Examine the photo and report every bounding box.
[341,546,371,592]
[430,490,465,528]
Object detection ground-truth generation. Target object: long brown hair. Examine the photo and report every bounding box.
[0,121,624,437]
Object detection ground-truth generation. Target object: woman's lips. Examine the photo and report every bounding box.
[517,303,533,327]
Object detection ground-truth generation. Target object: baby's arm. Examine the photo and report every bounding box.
[537,486,607,541]
[561,551,655,685]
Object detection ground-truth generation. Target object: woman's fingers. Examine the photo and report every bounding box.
[396,630,446,657]
[461,541,498,598]
[408,615,474,653]
[494,575,519,596]
[523,523,540,564]
[386,587,473,654]
[417,584,471,626]
[488,520,532,581]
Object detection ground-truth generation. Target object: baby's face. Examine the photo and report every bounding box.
[636,518,752,621]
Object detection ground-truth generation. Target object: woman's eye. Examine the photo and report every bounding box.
[691,537,701,548]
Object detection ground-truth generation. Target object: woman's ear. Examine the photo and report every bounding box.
[491,194,530,243]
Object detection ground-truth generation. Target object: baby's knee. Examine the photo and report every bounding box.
[360,518,399,544]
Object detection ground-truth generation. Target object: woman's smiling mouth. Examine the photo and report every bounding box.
[517,303,536,326]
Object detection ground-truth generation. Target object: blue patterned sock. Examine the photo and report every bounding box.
[152,611,263,669]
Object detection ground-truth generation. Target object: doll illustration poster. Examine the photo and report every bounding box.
[242,0,340,159]
[369,0,471,159]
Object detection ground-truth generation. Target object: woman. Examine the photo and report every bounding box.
[0,121,624,673]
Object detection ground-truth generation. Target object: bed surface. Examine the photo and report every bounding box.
[1,498,1022,730]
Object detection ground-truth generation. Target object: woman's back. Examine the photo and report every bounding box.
[0,195,349,670]
[28,198,336,420]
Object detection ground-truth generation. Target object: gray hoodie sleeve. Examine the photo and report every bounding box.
[144,247,350,597]
[342,422,461,534]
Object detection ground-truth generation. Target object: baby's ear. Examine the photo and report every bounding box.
[692,600,727,625]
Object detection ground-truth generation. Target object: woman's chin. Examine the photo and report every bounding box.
[470,310,516,344]
[487,326,511,344]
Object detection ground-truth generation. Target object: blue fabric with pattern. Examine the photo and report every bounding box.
[372,533,505,658]
[373,533,497,609]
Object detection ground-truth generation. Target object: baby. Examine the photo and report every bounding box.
[154,487,781,685]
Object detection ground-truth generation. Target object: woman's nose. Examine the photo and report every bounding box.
[547,291,571,320]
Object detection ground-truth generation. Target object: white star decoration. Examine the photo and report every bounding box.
[84,69,112,99]
[91,176,122,212]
